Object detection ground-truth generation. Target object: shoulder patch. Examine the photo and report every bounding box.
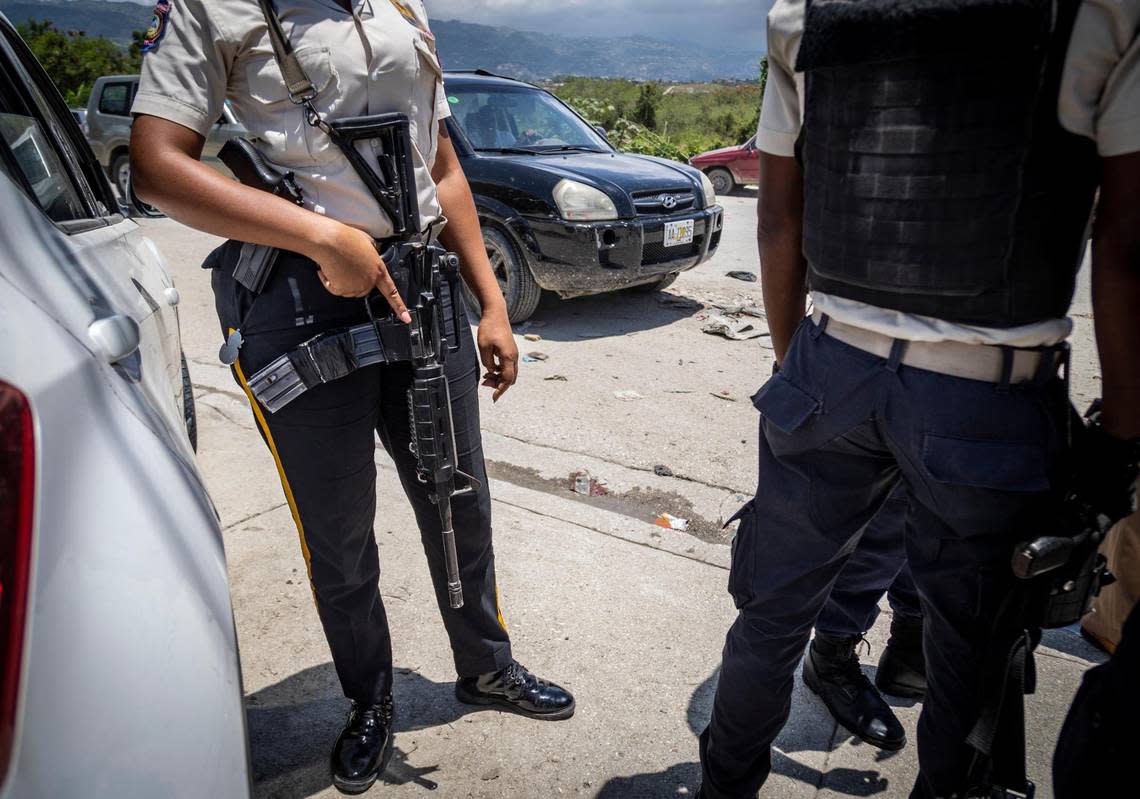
[142,1,173,53]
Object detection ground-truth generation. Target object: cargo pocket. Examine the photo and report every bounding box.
[920,433,1052,538]
[751,374,820,435]
[726,500,758,609]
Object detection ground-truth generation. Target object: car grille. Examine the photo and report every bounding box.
[632,188,697,217]
[643,232,706,265]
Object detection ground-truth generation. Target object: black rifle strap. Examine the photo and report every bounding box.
[255,0,318,104]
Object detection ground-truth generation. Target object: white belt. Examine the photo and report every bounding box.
[811,310,1063,385]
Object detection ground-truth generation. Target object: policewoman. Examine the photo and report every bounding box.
[129,0,574,792]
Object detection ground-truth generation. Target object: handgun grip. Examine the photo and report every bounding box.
[219,138,303,205]
[1012,536,1075,580]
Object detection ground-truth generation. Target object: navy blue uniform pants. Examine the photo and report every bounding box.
[816,488,921,638]
[700,318,1067,799]
[210,244,513,706]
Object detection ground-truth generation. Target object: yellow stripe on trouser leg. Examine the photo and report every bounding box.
[496,585,507,632]
[230,337,315,587]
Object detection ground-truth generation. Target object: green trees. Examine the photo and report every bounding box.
[632,82,662,130]
[16,19,141,107]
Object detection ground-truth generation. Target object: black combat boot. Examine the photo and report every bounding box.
[802,633,906,751]
[330,697,394,795]
[456,661,575,720]
[875,614,927,699]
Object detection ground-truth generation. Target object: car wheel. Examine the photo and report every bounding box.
[464,225,542,324]
[111,152,131,198]
[707,168,735,197]
[630,273,679,293]
[181,353,198,453]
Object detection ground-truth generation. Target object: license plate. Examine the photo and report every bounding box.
[664,219,695,248]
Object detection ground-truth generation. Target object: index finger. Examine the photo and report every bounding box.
[374,264,412,324]
[493,355,518,403]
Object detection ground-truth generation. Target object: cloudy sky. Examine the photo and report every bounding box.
[427,0,772,52]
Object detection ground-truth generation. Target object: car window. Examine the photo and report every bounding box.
[449,86,609,152]
[97,82,134,117]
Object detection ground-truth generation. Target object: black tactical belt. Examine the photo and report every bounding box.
[247,319,413,413]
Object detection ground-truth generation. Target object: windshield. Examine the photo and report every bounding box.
[448,84,610,153]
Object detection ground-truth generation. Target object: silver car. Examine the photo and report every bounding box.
[0,14,250,798]
[86,74,245,197]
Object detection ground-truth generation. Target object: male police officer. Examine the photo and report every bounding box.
[699,1,1140,797]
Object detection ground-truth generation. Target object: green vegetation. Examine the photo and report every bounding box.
[17,20,143,107]
[554,60,766,162]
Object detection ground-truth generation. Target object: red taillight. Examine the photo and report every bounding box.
[0,382,33,784]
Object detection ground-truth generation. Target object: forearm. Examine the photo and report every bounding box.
[757,153,807,363]
[131,116,337,260]
[1091,152,1140,440]
[1093,231,1140,439]
[432,134,509,320]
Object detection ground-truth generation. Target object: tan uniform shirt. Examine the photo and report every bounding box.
[132,0,450,240]
[757,0,1140,346]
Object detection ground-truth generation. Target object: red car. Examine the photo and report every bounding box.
[690,135,761,195]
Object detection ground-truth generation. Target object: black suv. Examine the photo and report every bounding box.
[445,71,724,322]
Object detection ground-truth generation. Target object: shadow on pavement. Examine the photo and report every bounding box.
[520,286,707,342]
[246,662,483,798]
[594,667,895,798]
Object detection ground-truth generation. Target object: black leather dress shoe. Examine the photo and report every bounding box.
[802,634,906,751]
[876,615,927,699]
[330,697,394,795]
[455,661,575,720]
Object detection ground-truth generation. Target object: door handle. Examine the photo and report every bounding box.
[88,314,141,364]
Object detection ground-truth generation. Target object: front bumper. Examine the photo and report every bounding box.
[512,206,724,297]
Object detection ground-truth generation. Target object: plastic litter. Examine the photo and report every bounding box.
[569,471,609,497]
[702,314,769,341]
[726,271,758,282]
[524,334,542,342]
[545,375,568,382]
[522,352,549,363]
[613,390,645,401]
[655,513,690,532]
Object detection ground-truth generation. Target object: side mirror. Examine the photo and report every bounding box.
[593,125,609,140]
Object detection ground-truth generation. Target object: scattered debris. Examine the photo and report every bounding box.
[710,391,737,402]
[714,303,766,319]
[613,390,645,401]
[702,314,770,341]
[655,513,690,532]
[726,271,758,282]
[544,374,568,382]
[569,471,609,497]
[666,389,695,394]
[654,465,675,477]
[522,352,549,363]
[524,333,542,342]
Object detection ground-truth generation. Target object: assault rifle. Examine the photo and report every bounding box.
[224,114,476,610]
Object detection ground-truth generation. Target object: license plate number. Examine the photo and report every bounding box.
[664,219,695,248]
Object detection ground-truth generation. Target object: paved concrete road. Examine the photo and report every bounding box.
[141,190,1105,799]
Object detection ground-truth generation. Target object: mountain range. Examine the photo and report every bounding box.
[0,0,761,82]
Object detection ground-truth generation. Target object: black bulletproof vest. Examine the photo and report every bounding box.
[795,0,1100,328]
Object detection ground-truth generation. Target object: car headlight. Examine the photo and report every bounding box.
[553,179,618,221]
[699,171,717,207]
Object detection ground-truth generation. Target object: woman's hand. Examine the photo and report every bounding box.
[309,221,412,323]
[477,306,519,402]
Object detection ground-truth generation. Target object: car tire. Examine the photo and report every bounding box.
[181,353,198,453]
[111,152,131,199]
[631,273,679,293]
[706,168,735,197]
[465,225,542,324]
